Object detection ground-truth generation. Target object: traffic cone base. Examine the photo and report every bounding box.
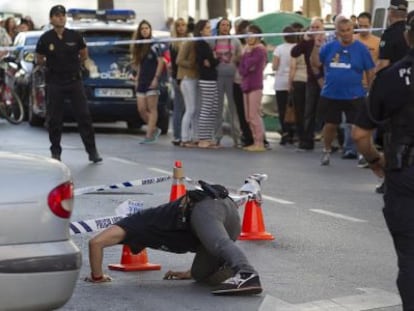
[108,246,161,272]
[239,231,274,240]
[239,200,274,241]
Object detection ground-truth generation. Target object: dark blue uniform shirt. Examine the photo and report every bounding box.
[36,28,86,77]
[379,20,409,64]
[354,50,414,130]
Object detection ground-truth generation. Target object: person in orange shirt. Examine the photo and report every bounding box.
[354,12,380,90]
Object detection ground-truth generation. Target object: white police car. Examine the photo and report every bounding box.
[0,151,81,310]
[26,9,171,133]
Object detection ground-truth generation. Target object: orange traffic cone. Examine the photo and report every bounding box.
[239,198,274,240]
[108,245,161,271]
[169,160,186,201]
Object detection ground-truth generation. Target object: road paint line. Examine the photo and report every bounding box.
[149,169,295,205]
[259,288,401,311]
[310,209,367,223]
[149,167,171,175]
[262,194,295,205]
[108,157,140,166]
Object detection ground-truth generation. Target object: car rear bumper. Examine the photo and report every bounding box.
[0,240,81,311]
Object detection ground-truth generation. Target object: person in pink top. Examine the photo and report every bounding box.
[238,25,267,152]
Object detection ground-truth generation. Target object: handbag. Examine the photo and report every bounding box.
[284,95,296,124]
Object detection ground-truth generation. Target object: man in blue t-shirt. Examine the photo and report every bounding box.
[314,18,375,165]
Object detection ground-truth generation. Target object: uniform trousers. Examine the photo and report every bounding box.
[47,80,97,156]
[383,166,414,311]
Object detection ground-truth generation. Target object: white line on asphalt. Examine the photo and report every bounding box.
[149,167,171,175]
[262,194,295,205]
[151,168,295,205]
[309,209,367,223]
[107,157,140,166]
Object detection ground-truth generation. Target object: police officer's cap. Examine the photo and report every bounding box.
[49,5,66,17]
[389,0,408,11]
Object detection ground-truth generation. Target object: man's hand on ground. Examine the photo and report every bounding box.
[163,270,192,280]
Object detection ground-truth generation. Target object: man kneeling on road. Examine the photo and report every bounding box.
[85,182,262,295]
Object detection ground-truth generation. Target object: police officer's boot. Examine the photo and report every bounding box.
[88,150,102,163]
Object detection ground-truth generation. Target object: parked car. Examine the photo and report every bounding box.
[0,151,81,311]
[16,9,172,133]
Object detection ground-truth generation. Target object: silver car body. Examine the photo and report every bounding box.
[0,152,81,311]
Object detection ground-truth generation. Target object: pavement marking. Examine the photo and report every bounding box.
[309,209,367,223]
[107,157,140,166]
[259,288,401,311]
[150,168,296,205]
[262,194,295,205]
[149,167,171,175]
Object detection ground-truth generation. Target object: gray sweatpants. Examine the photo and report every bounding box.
[190,197,256,282]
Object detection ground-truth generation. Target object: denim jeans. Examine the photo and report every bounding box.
[171,78,185,141]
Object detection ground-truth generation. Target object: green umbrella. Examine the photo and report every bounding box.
[251,12,310,60]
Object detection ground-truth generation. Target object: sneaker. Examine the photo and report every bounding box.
[341,151,358,159]
[211,273,263,295]
[171,139,181,146]
[357,155,369,168]
[375,182,385,194]
[153,128,162,140]
[139,137,156,144]
[320,151,330,166]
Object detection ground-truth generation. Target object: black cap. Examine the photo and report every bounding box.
[49,5,66,17]
[389,0,408,11]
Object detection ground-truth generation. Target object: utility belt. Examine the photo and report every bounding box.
[46,71,82,84]
[175,181,229,230]
[384,134,414,170]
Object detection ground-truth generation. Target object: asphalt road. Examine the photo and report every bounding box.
[0,120,403,311]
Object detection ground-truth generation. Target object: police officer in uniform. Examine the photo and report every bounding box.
[352,12,414,311]
[378,0,409,71]
[35,5,102,163]
[373,0,409,193]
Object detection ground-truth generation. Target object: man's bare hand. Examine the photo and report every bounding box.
[163,270,191,280]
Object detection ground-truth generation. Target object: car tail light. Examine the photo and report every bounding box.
[48,181,74,218]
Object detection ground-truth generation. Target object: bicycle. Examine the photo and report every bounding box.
[0,56,24,124]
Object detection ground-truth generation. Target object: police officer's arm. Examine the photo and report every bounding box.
[79,47,88,65]
[352,125,385,178]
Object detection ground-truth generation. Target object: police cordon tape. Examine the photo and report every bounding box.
[74,175,171,196]
[70,195,251,235]
[70,199,144,235]
[70,173,265,235]
[1,28,384,52]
